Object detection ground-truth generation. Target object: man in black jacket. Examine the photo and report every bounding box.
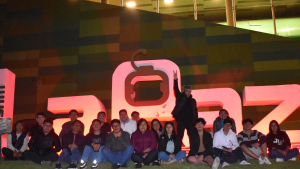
[30,112,45,137]
[24,119,61,166]
[55,120,85,169]
[187,118,220,169]
[171,70,198,147]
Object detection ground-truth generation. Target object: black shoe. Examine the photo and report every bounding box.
[152,160,160,166]
[80,160,87,169]
[134,163,142,168]
[91,160,99,169]
[121,163,127,167]
[111,163,121,169]
[66,163,77,169]
[55,162,62,169]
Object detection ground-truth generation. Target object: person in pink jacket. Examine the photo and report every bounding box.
[130,118,159,168]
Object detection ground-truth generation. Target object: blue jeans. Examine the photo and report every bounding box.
[158,151,186,162]
[269,148,299,161]
[102,145,134,165]
[81,145,107,163]
[57,148,82,164]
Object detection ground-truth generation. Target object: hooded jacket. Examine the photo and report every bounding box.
[28,129,61,155]
[62,130,85,153]
[158,133,181,155]
[171,79,198,121]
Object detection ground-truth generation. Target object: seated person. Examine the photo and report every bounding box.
[158,122,186,165]
[80,119,107,169]
[213,119,250,168]
[89,111,111,134]
[213,109,236,134]
[237,118,271,165]
[131,111,140,123]
[2,120,28,160]
[59,109,85,142]
[56,120,85,169]
[119,109,137,137]
[267,120,299,162]
[30,112,45,137]
[151,119,164,141]
[24,119,61,166]
[102,119,134,169]
[131,118,159,168]
[187,118,220,169]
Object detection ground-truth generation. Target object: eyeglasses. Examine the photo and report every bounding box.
[112,125,120,128]
[37,117,44,120]
[98,116,105,118]
[220,113,227,115]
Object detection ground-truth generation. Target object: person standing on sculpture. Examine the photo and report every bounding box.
[171,70,198,147]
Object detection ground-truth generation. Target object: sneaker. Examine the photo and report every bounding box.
[91,160,99,169]
[212,157,220,169]
[27,160,35,165]
[134,163,142,168]
[258,156,264,165]
[55,162,62,169]
[276,158,284,162]
[222,162,229,168]
[66,163,77,169]
[288,157,296,161]
[121,163,127,167]
[264,157,272,165]
[239,160,251,165]
[41,160,51,166]
[152,160,160,166]
[80,159,87,169]
[111,163,121,169]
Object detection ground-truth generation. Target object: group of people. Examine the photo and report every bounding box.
[1,71,299,169]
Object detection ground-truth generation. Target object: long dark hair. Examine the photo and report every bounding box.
[137,118,149,132]
[151,118,163,132]
[269,120,281,135]
[164,122,176,136]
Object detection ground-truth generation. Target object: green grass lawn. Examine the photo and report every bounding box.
[1,155,300,169]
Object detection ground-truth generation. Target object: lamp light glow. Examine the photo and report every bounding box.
[164,0,173,3]
[126,2,136,7]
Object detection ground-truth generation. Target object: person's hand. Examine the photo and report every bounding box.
[69,144,77,150]
[222,147,228,151]
[252,143,260,149]
[144,148,151,153]
[173,70,177,80]
[93,144,100,151]
[169,154,175,159]
[17,152,22,157]
[13,150,18,157]
[278,149,285,155]
[198,155,204,163]
[143,153,148,158]
[228,148,233,153]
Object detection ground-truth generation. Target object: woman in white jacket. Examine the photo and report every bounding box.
[213,119,250,168]
[1,120,28,160]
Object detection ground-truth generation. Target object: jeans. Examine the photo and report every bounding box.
[269,148,299,161]
[131,149,158,165]
[81,145,107,163]
[102,145,134,165]
[158,151,186,162]
[213,147,246,164]
[57,148,82,164]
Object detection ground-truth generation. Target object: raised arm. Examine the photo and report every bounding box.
[173,70,181,97]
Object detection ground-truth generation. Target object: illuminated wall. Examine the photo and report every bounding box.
[0,0,300,148]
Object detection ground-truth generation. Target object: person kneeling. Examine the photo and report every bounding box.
[102,119,134,169]
[213,119,250,168]
[158,122,186,165]
[2,120,28,160]
[24,119,61,166]
[237,118,271,165]
[187,118,220,169]
[80,119,107,169]
[56,120,85,169]
[131,118,159,168]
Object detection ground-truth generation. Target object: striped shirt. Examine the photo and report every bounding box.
[237,130,266,147]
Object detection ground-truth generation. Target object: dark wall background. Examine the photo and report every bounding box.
[0,0,299,130]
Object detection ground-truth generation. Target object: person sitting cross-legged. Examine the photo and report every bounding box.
[187,118,220,169]
[24,119,61,166]
[158,122,186,165]
[55,120,85,169]
[237,118,271,165]
[267,120,299,162]
[213,119,250,168]
[80,119,107,169]
[102,119,134,169]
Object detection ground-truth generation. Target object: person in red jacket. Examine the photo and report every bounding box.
[131,118,159,168]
